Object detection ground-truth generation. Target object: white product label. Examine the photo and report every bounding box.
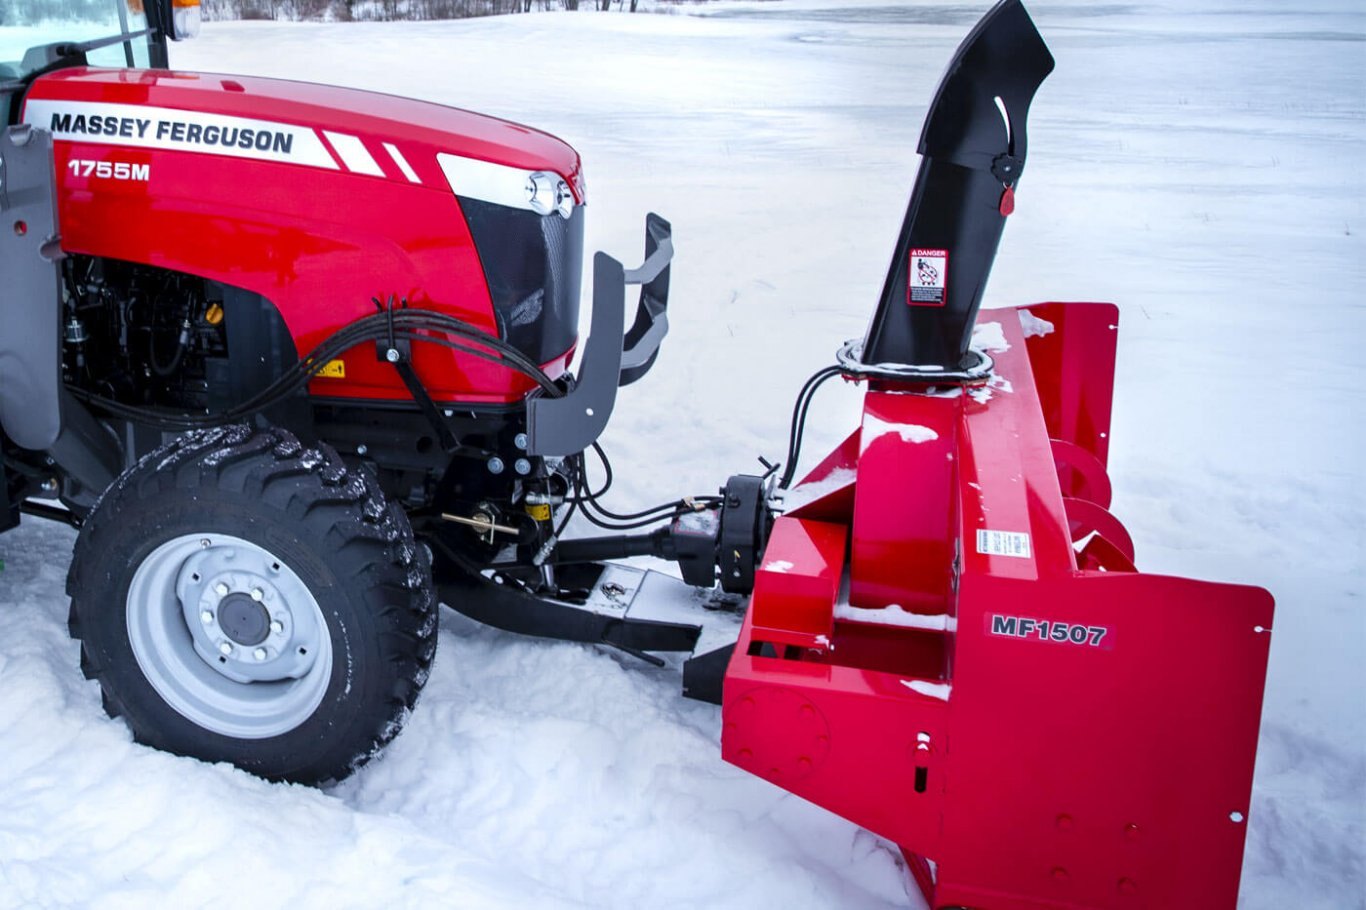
[976,529,1032,559]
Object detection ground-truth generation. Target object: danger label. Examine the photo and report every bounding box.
[908,248,948,306]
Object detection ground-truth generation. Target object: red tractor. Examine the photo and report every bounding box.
[0,1,1273,906]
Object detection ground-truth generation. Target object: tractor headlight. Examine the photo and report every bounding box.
[526,171,556,216]
[526,171,577,219]
[554,178,574,219]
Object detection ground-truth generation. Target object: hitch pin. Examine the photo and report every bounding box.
[440,512,519,536]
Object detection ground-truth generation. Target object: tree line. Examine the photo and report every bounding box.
[203,0,695,21]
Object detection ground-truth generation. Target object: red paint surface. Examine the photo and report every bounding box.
[724,304,1274,908]
[26,67,584,404]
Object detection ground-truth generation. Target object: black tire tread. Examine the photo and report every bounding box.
[66,424,436,783]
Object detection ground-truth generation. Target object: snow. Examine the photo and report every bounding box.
[967,371,1014,405]
[836,602,956,632]
[970,320,1010,354]
[863,414,939,446]
[775,463,856,511]
[2,2,1364,909]
[901,680,952,702]
[1017,308,1054,338]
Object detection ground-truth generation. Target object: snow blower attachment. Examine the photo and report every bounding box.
[720,2,1275,908]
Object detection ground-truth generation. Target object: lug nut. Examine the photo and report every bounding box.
[214,582,229,596]
[218,642,233,656]
[200,611,214,625]
[253,648,267,661]
[270,620,284,635]
[250,588,264,602]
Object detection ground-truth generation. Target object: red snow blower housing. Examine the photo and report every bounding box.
[0,1,1272,907]
[721,3,1275,908]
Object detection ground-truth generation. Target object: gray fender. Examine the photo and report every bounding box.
[0,123,63,451]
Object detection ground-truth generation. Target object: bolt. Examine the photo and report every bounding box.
[385,348,400,363]
[356,444,368,456]
[214,582,229,596]
[514,433,529,450]
[200,610,214,625]
[270,620,284,635]
[200,539,211,548]
[487,456,505,475]
[253,648,267,661]
[218,642,233,656]
[250,588,264,602]
[443,409,453,418]
[514,458,531,475]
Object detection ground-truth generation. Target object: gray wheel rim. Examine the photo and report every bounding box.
[126,533,333,739]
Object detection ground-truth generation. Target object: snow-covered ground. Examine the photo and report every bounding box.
[2,2,1363,907]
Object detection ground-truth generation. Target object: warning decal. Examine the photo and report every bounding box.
[908,248,948,307]
[317,359,346,379]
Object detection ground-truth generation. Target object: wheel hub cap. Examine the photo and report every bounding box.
[218,593,270,646]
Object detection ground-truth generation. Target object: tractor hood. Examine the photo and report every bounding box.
[22,67,585,203]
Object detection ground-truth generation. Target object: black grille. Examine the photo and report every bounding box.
[459,197,584,365]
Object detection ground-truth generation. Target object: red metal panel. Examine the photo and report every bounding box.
[959,312,1076,582]
[724,302,1274,909]
[849,391,960,611]
[935,572,1272,910]
[1020,302,1119,471]
[724,633,951,858]
[749,517,846,650]
[29,67,582,185]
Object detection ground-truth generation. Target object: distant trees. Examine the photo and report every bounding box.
[2,0,119,24]
[204,0,676,21]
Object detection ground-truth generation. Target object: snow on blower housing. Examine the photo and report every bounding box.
[0,1,1273,907]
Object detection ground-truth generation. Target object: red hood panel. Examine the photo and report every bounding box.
[25,67,583,196]
[23,66,585,405]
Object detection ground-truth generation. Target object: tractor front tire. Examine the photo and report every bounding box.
[67,425,436,784]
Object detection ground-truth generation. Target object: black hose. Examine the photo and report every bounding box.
[777,365,843,490]
[70,308,563,431]
[148,326,188,378]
